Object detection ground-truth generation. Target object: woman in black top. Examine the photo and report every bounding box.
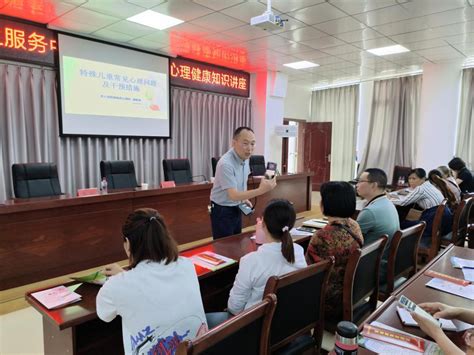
[448,157,474,193]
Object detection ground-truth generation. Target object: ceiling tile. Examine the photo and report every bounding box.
[333,28,383,43]
[151,0,213,21]
[288,2,346,25]
[48,19,106,34]
[429,21,474,38]
[92,28,137,43]
[128,37,168,51]
[313,17,365,35]
[354,5,414,27]
[0,1,76,23]
[81,0,146,19]
[165,22,214,38]
[272,42,315,55]
[391,29,439,44]
[399,0,465,17]
[300,35,345,49]
[259,0,325,13]
[51,7,119,27]
[126,0,165,8]
[321,44,361,56]
[278,26,326,42]
[293,50,331,61]
[104,19,157,36]
[139,31,171,47]
[246,35,293,49]
[271,15,307,34]
[329,0,397,15]
[192,0,245,11]
[372,18,430,36]
[442,32,474,46]
[220,1,268,22]
[416,45,465,61]
[222,25,271,41]
[423,7,474,28]
[403,39,448,51]
[189,12,245,32]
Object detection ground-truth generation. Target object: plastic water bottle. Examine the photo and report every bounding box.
[100,177,108,194]
[255,217,265,244]
[334,321,358,354]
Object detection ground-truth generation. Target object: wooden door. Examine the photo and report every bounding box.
[303,122,332,191]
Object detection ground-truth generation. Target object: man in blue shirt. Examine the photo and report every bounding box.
[210,127,276,239]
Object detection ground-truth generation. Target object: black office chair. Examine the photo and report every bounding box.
[178,294,277,355]
[163,158,193,184]
[12,163,62,198]
[100,160,138,189]
[250,155,266,176]
[211,156,220,177]
[263,259,334,354]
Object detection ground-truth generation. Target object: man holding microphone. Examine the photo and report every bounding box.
[210,127,276,239]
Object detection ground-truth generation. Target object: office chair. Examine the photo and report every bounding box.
[12,163,62,198]
[162,158,193,184]
[250,155,266,176]
[100,160,138,189]
[211,156,220,177]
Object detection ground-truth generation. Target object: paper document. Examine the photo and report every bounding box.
[451,257,474,269]
[190,251,236,271]
[396,306,457,331]
[302,219,328,229]
[31,285,81,310]
[290,227,314,237]
[426,278,474,300]
[462,268,474,282]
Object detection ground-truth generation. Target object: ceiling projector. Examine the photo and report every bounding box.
[250,12,286,31]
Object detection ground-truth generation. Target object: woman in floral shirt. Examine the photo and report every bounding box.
[306,181,363,319]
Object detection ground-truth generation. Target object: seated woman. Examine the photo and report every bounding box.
[227,199,307,315]
[437,165,462,203]
[306,181,363,320]
[428,169,459,209]
[411,302,474,355]
[96,208,207,354]
[448,157,474,193]
[392,168,452,246]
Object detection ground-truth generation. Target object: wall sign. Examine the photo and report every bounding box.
[170,57,250,97]
[0,18,57,66]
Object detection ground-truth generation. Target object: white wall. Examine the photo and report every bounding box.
[416,61,463,171]
[284,83,312,120]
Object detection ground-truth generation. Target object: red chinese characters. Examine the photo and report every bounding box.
[0,26,57,54]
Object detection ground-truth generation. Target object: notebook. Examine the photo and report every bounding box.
[31,285,81,310]
[190,251,236,271]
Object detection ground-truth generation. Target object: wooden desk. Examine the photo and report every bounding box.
[26,232,312,355]
[360,245,474,353]
[1,172,312,290]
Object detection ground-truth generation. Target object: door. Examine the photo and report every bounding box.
[303,122,332,191]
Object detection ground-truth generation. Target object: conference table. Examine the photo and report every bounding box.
[26,229,313,355]
[0,172,312,290]
[358,244,474,353]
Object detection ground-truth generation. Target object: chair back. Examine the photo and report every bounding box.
[385,222,426,295]
[391,166,411,187]
[211,157,220,177]
[77,187,99,197]
[263,259,334,352]
[12,163,62,198]
[163,158,192,184]
[100,160,138,189]
[451,197,473,246]
[420,199,448,262]
[344,236,387,324]
[249,155,266,176]
[178,294,277,355]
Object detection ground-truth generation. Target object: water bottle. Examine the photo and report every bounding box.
[334,321,358,355]
[100,177,108,194]
[255,217,265,244]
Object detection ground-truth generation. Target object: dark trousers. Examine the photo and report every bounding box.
[210,202,242,239]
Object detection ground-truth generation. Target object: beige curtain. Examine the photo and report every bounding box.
[0,63,252,201]
[311,84,359,180]
[359,75,422,181]
[456,68,474,168]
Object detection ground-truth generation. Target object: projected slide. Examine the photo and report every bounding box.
[63,56,167,120]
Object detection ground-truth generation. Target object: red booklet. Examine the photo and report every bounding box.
[361,324,426,353]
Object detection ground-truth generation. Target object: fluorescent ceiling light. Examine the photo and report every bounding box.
[367,45,409,56]
[127,10,183,30]
[283,61,319,69]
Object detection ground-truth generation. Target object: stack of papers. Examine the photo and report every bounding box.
[31,285,82,310]
[190,251,236,271]
[302,219,328,229]
[425,278,474,300]
[450,256,474,282]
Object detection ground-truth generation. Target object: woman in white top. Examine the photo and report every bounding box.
[96,208,207,355]
[227,199,307,315]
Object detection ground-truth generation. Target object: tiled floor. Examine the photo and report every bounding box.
[0,192,323,355]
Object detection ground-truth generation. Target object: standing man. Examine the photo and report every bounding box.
[210,127,276,239]
[356,168,400,284]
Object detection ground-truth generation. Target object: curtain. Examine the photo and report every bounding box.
[456,68,474,168]
[311,84,359,181]
[358,75,422,181]
[0,63,252,201]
